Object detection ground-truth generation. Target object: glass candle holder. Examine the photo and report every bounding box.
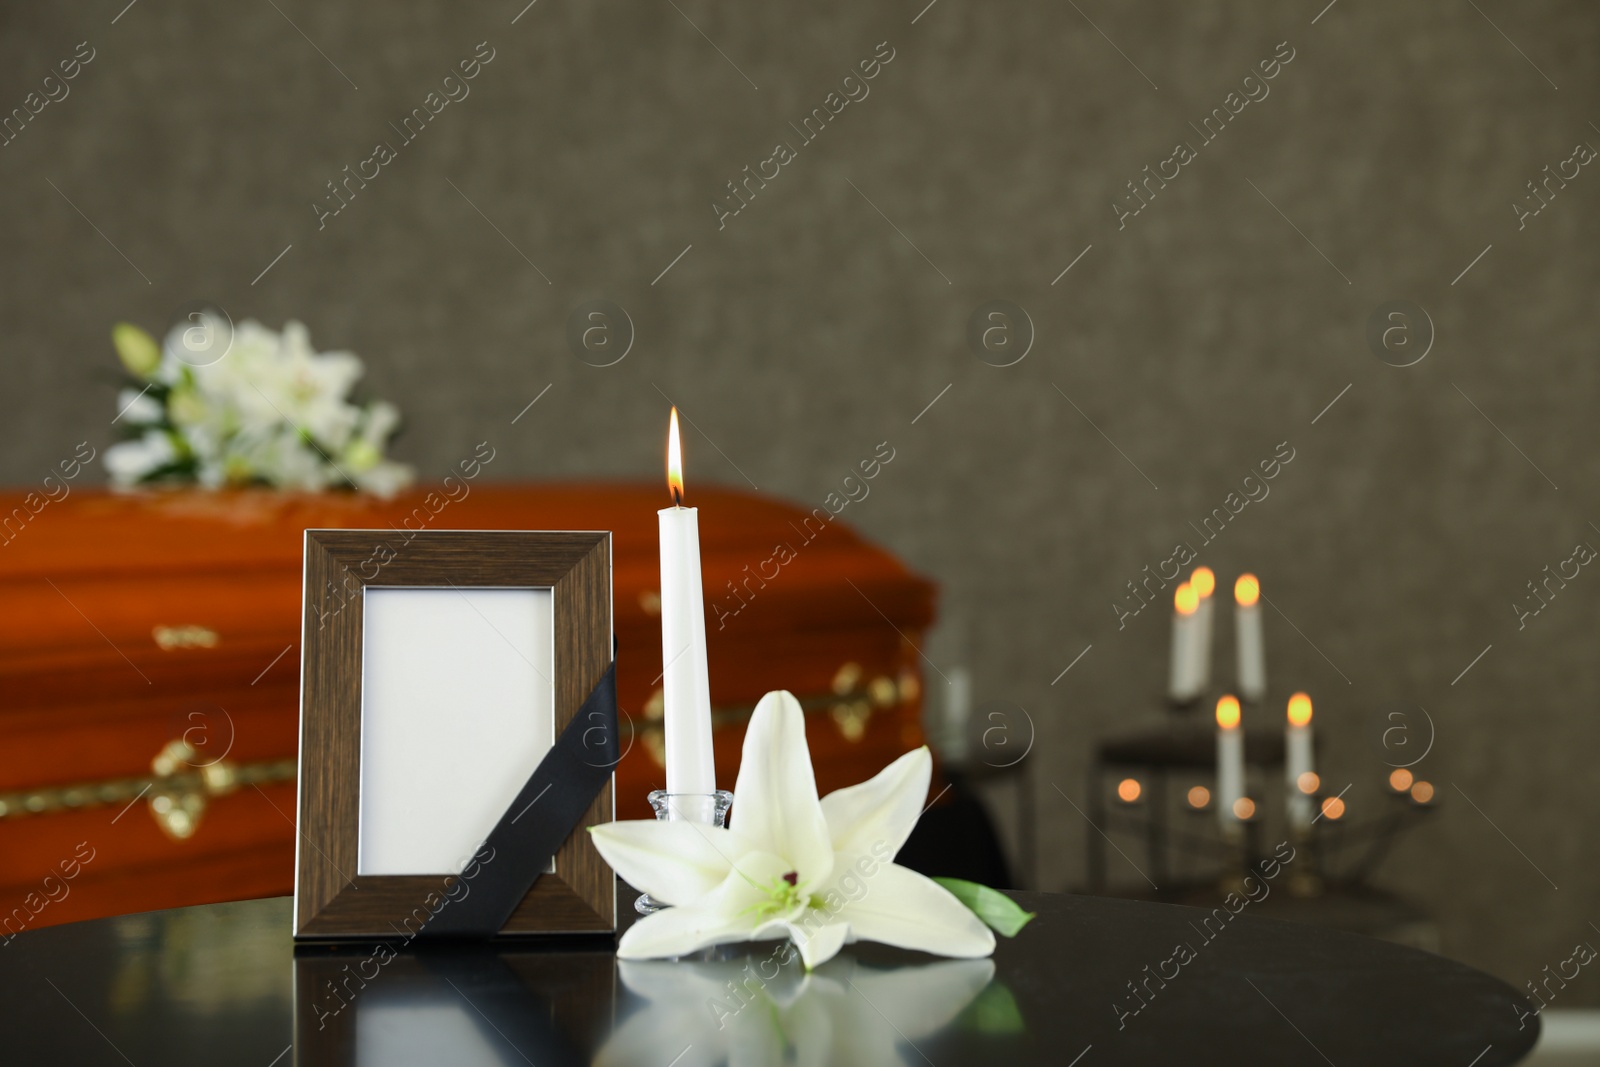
[634,789,734,915]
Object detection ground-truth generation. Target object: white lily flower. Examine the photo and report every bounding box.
[357,400,401,449]
[590,690,996,969]
[104,430,178,487]
[114,387,164,426]
[350,459,415,498]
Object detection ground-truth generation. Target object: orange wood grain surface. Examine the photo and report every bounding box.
[0,483,936,930]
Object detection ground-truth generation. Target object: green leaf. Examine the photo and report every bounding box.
[932,877,1035,937]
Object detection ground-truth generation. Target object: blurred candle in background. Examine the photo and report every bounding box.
[1286,692,1314,832]
[1168,582,1202,702]
[938,666,973,765]
[1216,694,1244,827]
[658,408,717,820]
[1190,566,1216,693]
[1234,573,1266,702]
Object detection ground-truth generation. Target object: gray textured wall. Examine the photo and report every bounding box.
[4,0,1599,1001]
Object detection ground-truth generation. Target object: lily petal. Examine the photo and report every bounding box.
[819,746,932,860]
[731,690,835,891]
[830,862,995,959]
[785,919,851,970]
[618,851,799,960]
[589,820,742,906]
[618,899,761,961]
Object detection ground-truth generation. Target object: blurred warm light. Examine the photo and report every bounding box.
[1215,694,1241,729]
[1297,771,1320,795]
[1187,785,1211,808]
[1321,796,1346,820]
[1117,778,1142,803]
[1190,567,1216,598]
[1175,582,1199,616]
[1389,768,1414,792]
[1411,781,1435,804]
[666,406,684,504]
[1287,692,1312,727]
[1233,797,1256,820]
[1235,574,1260,607]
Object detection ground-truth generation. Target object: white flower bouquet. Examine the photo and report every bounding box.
[105,314,414,497]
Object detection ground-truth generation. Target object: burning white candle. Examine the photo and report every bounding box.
[658,408,717,819]
[1216,694,1244,826]
[1234,573,1266,702]
[1168,582,1202,703]
[1191,566,1216,693]
[1286,692,1315,832]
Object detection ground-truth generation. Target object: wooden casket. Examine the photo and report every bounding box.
[0,482,935,930]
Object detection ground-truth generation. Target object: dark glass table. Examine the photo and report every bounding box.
[0,891,1537,1065]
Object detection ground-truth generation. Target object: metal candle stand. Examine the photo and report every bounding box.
[1086,695,1435,901]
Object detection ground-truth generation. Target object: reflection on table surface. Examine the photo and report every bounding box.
[601,954,997,1067]
[301,939,1000,1067]
[85,897,1018,1066]
[0,893,1540,1066]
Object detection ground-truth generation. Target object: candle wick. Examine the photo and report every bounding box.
[671,485,682,507]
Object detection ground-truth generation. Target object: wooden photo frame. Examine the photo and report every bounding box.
[293,529,614,939]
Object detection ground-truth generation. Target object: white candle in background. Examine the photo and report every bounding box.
[659,407,717,820]
[1168,582,1201,702]
[1234,573,1266,702]
[1216,695,1244,826]
[1286,692,1315,831]
[1190,566,1216,693]
[939,667,973,765]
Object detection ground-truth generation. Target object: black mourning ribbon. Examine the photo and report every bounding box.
[418,662,619,938]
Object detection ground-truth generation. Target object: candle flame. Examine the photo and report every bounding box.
[1232,797,1256,820]
[1216,694,1241,729]
[1190,566,1215,598]
[1234,573,1260,607]
[1187,785,1211,809]
[1297,771,1321,795]
[666,407,684,505]
[1117,778,1142,803]
[1321,796,1346,820]
[1174,582,1199,616]
[1410,780,1435,804]
[1389,768,1413,792]
[1287,692,1312,727]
